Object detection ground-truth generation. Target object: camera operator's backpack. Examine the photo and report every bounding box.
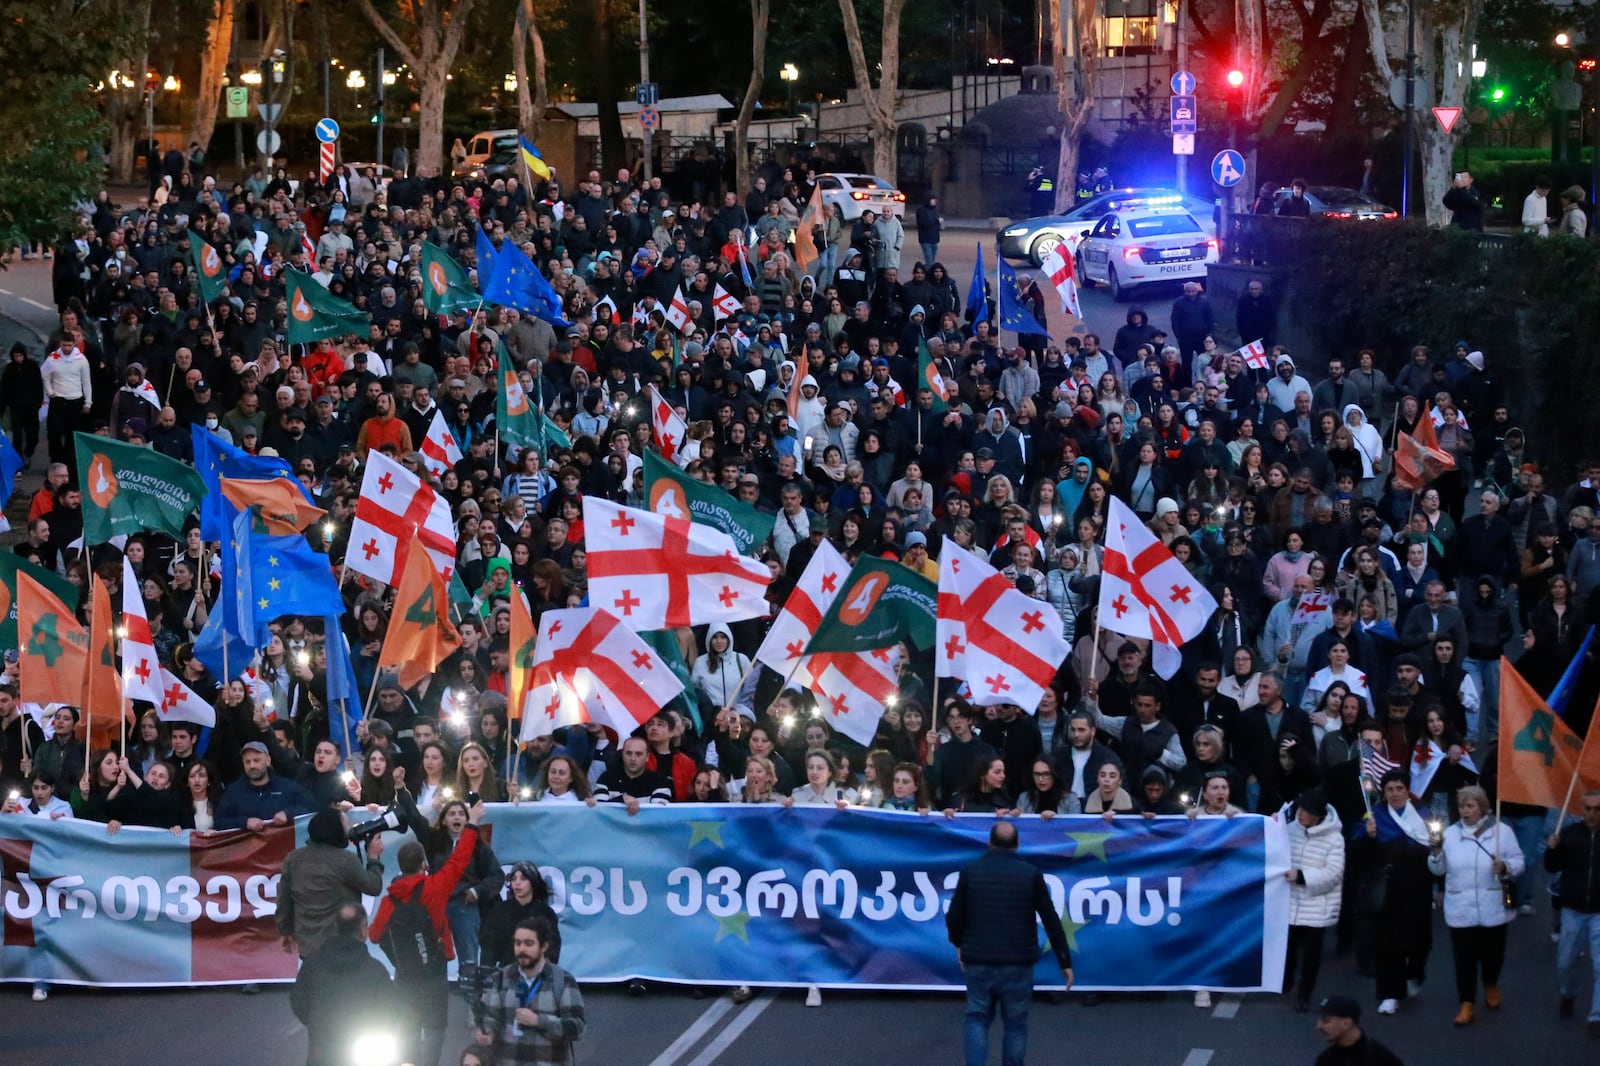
[381,883,445,981]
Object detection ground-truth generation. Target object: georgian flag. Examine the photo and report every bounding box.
[1238,338,1270,371]
[647,384,690,468]
[1409,737,1478,799]
[755,541,850,682]
[809,645,902,747]
[519,606,684,741]
[583,497,771,631]
[664,288,692,332]
[1291,590,1335,627]
[152,665,216,727]
[712,283,741,323]
[1098,496,1216,674]
[630,300,651,327]
[937,542,1069,709]
[347,451,458,586]
[420,409,464,478]
[121,557,168,709]
[1040,242,1082,320]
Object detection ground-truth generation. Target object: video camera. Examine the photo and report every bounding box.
[348,805,401,845]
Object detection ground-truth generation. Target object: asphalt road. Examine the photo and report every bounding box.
[5,898,1593,1066]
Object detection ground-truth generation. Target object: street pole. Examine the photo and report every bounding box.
[639,0,652,181]
[1176,0,1188,194]
[323,57,331,120]
[376,47,386,170]
[1401,0,1416,217]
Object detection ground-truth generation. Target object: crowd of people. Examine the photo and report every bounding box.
[0,147,1598,1063]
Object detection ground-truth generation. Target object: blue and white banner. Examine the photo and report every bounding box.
[1,807,1288,991]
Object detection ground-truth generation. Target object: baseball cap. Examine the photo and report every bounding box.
[1317,995,1360,1021]
[240,741,270,756]
[194,378,210,391]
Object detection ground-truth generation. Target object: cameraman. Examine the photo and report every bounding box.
[276,807,386,961]
[369,800,487,1066]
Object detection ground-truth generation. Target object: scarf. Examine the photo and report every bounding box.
[1368,800,1431,847]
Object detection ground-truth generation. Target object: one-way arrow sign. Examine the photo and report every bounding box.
[1431,106,1462,134]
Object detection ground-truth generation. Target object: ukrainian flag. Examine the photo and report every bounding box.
[519,135,552,181]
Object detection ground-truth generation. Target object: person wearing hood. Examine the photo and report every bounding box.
[1557,184,1589,237]
[1055,456,1097,519]
[835,245,869,307]
[1341,404,1385,497]
[1353,769,1436,1015]
[974,407,1025,490]
[368,800,486,1065]
[1267,352,1312,411]
[693,623,751,713]
[110,361,159,439]
[0,342,44,460]
[1113,307,1160,366]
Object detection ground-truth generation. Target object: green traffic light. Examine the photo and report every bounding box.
[1490,87,1507,102]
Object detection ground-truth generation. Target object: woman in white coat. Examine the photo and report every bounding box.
[1426,784,1525,1027]
[1282,790,1345,1012]
[691,624,750,714]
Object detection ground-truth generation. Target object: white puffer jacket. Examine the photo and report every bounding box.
[1287,806,1345,928]
[1427,819,1526,928]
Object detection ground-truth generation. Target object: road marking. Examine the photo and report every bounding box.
[684,993,774,1066]
[1180,1050,1214,1066]
[0,288,51,312]
[645,997,735,1066]
[1211,997,1240,1019]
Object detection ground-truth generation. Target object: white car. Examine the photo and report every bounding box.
[815,172,906,222]
[1075,208,1218,302]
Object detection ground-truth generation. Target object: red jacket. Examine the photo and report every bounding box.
[648,750,696,802]
[368,825,478,960]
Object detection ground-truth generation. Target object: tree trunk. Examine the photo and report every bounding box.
[354,0,476,177]
[107,0,153,184]
[734,0,770,198]
[1053,0,1099,213]
[591,1,625,173]
[839,0,906,181]
[188,0,236,157]
[513,0,550,147]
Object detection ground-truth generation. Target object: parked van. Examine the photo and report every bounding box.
[456,129,519,177]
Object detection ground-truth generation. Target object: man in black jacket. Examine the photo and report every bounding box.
[1235,671,1318,813]
[1547,790,1600,1029]
[946,821,1073,1066]
[291,904,399,1066]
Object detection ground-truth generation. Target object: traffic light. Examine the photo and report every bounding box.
[370,97,384,125]
[1226,69,1245,88]
[1489,86,1507,102]
[1225,68,1246,122]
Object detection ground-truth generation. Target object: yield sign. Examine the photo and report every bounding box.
[1432,106,1462,134]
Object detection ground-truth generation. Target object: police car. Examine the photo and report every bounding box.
[1075,207,1218,302]
[996,188,1216,265]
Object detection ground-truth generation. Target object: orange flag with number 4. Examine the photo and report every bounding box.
[77,574,130,750]
[1497,657,1586,809]
[16,572,89,706]
[508,587,537,727]
[377,541,461,691]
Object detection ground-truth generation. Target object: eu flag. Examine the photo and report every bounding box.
[224,508,346,647]
[192,426,312,542]
[475,226,499,294]
[0,431,24,511]
[966,242,989,324]
[997,257,1049,336]
[321,615,363,757]
[483,237,572,329]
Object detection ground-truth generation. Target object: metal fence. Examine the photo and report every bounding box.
[1226,214,1516,267]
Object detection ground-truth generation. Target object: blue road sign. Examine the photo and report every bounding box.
[1170,95,1197,134]
[1211,149,1245,188]
[315,117,340,144]
[636,82,659,106]
[1171,70,1196,97]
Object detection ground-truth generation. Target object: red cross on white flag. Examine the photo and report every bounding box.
[937,541,1069,709]
[519,606,685,741]
[1237,338,1269,370]
[120,556,167,709]
[1098,496,1217,673]
[711,284,741,323]
[1039,243,1083,321]
[754,540,850,683]
[419,409,464,478]
[647,384,691,468]
[584,497,771,630]
[348,451,458,586]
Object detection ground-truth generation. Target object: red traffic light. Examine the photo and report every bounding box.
[1227,69,1246,88]
[1580,57,1598,72]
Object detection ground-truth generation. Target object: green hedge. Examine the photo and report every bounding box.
[1277,219,1600,470]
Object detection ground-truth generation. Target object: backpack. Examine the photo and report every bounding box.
[381,883,445,981]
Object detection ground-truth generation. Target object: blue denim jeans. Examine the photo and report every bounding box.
[921,243,939,270]
[1557,909,1600,1021]
[1463,656,1499,747]
[963,963,1033,1066]
[447,897,481,967]
[1506,813,1548,907]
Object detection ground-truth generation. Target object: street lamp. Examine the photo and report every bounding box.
[346,69,367,90]
[163,75,180,92]
[503,73,519,92]
[780,62,798,114]
[1472,59,1487,78]
[239,69,261,86]
[1557,32,1572,47]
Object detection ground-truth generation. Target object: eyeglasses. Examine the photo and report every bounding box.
[1032,770,1054,777]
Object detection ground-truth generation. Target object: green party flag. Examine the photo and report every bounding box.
[637,627,702,731]
[284,270,370,344]
[643,450,774,555]
[187,231,227,306]
[0,553,80,648]
[804,555,937,654]
[74,432,207,543]
[420,241,480,316]
[495,345,543,449]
